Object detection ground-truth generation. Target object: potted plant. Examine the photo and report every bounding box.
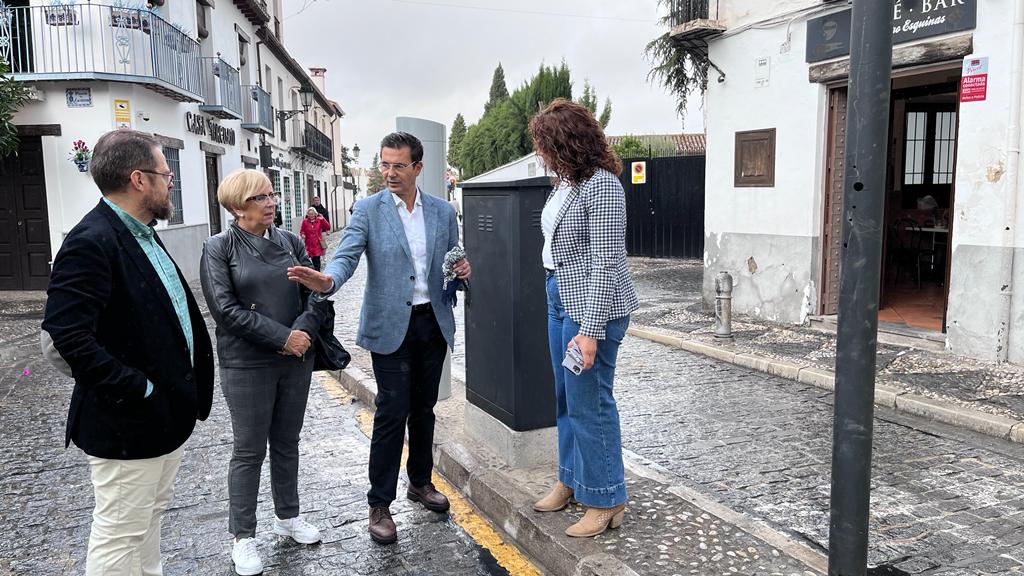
[69,140,91,172]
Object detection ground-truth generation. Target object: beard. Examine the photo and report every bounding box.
[145,192,174,221]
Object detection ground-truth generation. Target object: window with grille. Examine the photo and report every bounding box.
[164,147,184,225]
[293,171,303,221]
[283,175,292,230]
[903,109,957,186]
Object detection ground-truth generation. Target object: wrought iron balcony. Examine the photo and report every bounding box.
[232,0,270,27]
[240,84,273,135]
[0,3,203,102]
[290,118,332,162]
[668,0,725,46]
[198,56,241,120]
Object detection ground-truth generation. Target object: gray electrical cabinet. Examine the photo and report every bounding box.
[462,177,555,432]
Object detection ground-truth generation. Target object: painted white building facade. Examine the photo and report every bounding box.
[690,0,1023,363]
[2,0,343,285]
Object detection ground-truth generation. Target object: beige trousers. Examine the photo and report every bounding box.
[85,446,184,576]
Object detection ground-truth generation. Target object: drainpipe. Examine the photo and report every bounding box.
[255,39,266,149]
[998,2,1024,362]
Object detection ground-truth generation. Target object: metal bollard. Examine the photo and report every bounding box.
[714,271,734,340]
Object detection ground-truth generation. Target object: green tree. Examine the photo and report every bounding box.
[460,62,574,179]
[576,80,612,129]
[0,61,29,156]
[598,97,612,129]
[366,153,384,193]
[645,0,710,119]
[447,113,467,169]
[484,63,509,114]
[612,136,649,159]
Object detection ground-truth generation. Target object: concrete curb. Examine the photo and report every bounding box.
[628,325,1024,446]
[332,366,639,576]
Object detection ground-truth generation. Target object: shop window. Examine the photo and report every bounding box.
[164,147,184,225]
[293,171,303,218]
[734,128,775,187]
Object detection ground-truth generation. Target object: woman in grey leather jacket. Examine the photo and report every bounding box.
[199,169,326,576]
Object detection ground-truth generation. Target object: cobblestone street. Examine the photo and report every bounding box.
[326,255,1024,575]
[0,290,529,575]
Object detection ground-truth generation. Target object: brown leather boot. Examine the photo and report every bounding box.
[368,506,397,545]
[533,481,574,512]
[565,504,625,538]
[407,482,450,513]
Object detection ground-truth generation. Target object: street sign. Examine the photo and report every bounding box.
[960,56,988,103]
[113,98,131,129]
[631,161,647,185]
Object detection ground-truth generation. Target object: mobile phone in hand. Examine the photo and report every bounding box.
[562,340,584,375]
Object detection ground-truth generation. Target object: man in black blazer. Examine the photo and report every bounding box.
[42,129,213,576]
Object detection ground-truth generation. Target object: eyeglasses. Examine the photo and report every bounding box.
[139,170,174,184]
[244,192,280,205]
[378,161,418,173]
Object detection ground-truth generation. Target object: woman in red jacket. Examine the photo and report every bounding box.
[299,207,330,270]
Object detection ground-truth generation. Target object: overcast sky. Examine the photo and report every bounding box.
[285,0,703,167]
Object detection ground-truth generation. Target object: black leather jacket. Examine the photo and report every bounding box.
[200,223,325,368]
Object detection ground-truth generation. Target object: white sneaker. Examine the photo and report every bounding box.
[273,515,322,544]
[231,538,263,576]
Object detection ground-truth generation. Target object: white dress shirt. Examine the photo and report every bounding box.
[393,190,431,305]
[541,184,572,270]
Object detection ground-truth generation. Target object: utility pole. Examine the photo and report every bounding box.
[827,2,893,575]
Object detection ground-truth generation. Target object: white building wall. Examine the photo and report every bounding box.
[704,0,1024,362]
[704,20,828,323]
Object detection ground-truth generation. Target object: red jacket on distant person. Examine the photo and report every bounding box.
[300,215,330,257]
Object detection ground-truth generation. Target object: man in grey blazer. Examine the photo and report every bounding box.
[288,132,470,545]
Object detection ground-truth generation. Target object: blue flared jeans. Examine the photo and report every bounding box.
[545,271,629,508]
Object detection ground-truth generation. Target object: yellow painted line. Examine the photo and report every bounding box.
[319,373,542,576]
[431,472,542,576]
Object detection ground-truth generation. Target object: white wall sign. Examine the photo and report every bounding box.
[754,56,770,88]
[66,88,92,108]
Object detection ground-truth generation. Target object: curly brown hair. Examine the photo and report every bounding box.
[528,98,622,186]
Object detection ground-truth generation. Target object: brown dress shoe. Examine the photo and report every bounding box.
[407,482,450,512]
[533,481,574,512]
[565,504,625,538]
[369,506,397,545]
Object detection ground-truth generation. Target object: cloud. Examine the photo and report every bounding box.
[285,0,703,166]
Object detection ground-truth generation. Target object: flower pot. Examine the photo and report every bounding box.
[74,159,90,172]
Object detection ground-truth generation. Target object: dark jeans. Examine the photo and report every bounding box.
[310,255,322,271]
[221,358,314,538]
[367,307,447,507]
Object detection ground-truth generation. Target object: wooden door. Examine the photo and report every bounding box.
[821,87,848,315]
[0,135,52,290]
[205,154,221,235]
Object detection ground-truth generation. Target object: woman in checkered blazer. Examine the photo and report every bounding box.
[528,99,640,538]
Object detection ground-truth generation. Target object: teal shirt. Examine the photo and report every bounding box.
[103,198,194,396]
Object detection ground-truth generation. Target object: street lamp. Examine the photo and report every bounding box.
[299,85,314,115]
[352,143,360,161]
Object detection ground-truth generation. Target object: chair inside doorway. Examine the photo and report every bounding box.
[880,74,959,333]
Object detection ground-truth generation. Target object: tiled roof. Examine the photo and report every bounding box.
[606,133,706,156]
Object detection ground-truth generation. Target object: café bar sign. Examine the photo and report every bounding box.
[806,0,977,63]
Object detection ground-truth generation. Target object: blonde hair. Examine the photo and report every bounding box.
[217,169,272,212]
[306,206,318,217]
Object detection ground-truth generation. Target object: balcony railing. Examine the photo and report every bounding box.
[240,84,273,135]
[232,0,270,27]
[0,3,203,102]
[198,56,241,120]
[668,0,725,45]
[290,119,332,162]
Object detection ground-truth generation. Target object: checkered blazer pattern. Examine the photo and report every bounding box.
[549,168,639,339]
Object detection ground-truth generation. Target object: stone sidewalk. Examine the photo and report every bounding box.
[626,258,1024,444]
